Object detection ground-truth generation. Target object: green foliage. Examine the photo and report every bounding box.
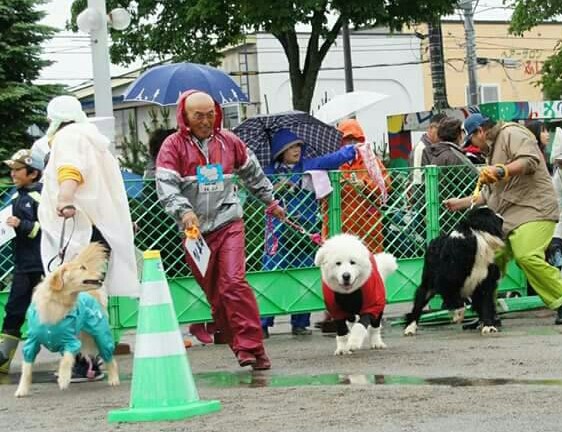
[70,0,457,112]
[0,0,62,175]
[118,107,170,174]
[509,0,562,99]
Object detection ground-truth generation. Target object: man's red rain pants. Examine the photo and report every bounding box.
[184,219,265,356]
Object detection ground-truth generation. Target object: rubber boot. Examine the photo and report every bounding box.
[0,333,20,374]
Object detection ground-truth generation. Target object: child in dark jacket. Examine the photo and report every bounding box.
[262,128,356,336]
[0,149,44,373]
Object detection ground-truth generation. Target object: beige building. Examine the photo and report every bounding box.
[419,20,562,109]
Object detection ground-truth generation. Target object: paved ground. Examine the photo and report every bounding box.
[2,308,562,432]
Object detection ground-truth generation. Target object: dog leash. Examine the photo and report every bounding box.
[47,207,76,272]
[470,178,482,210]
[265,216,324,256]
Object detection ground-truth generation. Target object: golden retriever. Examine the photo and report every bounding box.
[15,243,119,397]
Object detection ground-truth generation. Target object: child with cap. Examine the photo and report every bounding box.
[0,149,44,373]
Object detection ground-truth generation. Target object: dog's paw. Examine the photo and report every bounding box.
[14,386,30,398]
[58,373,71,390]
[369,326,387,349]
[451,307,466,324]
[334,346,352,355]
[481,325,498,335]
[346,324,368,352]
[334,335,351,355]
[107,373,120,386]
[403,322,418,336]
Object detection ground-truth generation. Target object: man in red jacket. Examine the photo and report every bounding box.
[156,90,284,370]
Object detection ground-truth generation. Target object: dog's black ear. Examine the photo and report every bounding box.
[50,267,66,291]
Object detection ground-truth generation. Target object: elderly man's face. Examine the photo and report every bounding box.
[184,95,215,140]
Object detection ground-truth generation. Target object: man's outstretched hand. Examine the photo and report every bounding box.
[181,211,200,230]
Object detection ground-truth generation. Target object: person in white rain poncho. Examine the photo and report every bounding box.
[39,96,139,299]
[38,95,139,381]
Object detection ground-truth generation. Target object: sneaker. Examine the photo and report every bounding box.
[213,331,228,345]
[252,353,271,371]
[320,320,337,333]
[555,306,562,325]
[262,326,270,339]
[70,355,105,383]
[237,350,257,367]
[292,326,312,336]
[189,324,213,344]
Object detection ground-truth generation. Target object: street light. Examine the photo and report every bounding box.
[76,2,131,153]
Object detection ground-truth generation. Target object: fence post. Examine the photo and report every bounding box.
[108,296,121,342]
[424,165,440,242]
[328,170,342,236]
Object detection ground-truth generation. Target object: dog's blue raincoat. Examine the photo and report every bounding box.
[22,292,114,363]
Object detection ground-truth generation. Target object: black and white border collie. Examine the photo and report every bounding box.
[404,207,505,336]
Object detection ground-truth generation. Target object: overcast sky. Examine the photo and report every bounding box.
[37,0,515,88]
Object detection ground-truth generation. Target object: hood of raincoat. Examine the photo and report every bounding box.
[270,128,305,162]
[175,90,223,138]
[337,119,365,143]
[46,95,88,139]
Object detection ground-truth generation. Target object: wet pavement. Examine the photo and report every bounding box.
[3,309,562,432]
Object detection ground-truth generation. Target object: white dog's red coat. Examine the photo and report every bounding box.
[322,254,386,320]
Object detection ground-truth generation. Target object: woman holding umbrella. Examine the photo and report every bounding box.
[261,128,356,337]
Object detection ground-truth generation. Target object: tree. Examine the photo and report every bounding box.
[71,0,457,112]
[510,0,562,99]
[119,107,170,175]
[0,0,61,175]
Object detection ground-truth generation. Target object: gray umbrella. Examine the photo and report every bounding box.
[233,111,343,168]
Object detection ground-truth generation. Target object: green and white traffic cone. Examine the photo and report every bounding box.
[108,250,221,423]
[0,333,20,374]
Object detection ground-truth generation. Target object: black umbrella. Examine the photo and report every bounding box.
[233,111,343,167]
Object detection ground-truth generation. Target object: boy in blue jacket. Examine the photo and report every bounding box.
[262,128,356,336]
[0,149,44,373]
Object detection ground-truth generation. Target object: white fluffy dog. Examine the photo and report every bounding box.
[315,234,397,355]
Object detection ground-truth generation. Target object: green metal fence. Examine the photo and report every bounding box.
[0,165,528,339]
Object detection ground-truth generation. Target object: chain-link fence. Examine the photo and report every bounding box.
[0,166,528,336]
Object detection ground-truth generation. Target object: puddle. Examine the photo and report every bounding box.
[194,371,562,389]
[3,370,562,389]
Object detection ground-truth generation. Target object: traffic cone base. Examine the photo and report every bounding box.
[108,250,221,423]
[108,399,221,423]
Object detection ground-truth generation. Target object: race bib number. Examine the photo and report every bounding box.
[185,234,211,277]
[196,163,224,193]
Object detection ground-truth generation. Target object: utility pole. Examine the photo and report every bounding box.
[459,0,479,106]
[88,0,115,152]
[342,18,354,93]
[428,19,449,110]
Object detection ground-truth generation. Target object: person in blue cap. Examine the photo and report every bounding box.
[261,128,356,337]
[0,149,44,373]
[445,113,562,325]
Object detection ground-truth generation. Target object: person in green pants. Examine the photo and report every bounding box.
[445,113,562,325]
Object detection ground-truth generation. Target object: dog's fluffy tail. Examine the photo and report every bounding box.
[374,252,398,281]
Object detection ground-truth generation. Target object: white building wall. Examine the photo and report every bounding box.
[256,32,426,146]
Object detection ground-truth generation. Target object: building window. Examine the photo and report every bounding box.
[222,104,242,129]
[465,84,500,104]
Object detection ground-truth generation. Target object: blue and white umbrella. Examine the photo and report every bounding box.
[122,62,249,106]
[233,111,343,168]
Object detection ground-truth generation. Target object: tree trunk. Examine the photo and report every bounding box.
[428,19,450,110]
[274,15,343,113]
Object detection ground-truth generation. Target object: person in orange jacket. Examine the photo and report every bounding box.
[335,119,390,253]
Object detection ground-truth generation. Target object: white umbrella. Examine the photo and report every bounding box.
[315,91,389,125]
